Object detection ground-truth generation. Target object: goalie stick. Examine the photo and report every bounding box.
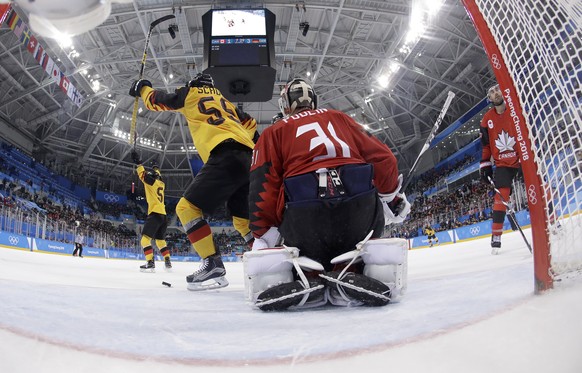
[488,176,533,253]
[401,91,455,192]
[129,14,176,148]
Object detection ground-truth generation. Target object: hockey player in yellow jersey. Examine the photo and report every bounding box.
[129,73,258,290]
[131,152,171,272]
[424,225,439,247]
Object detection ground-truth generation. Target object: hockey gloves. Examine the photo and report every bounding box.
[379,174,411,225]
[129,79,152,97]
[380,194,411,225]
[480,161,493,184]
[131,150,142,165]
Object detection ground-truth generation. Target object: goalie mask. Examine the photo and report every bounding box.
[278,78,317,116]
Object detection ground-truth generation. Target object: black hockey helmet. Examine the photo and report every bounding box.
[150,160,161,175]
[278,78,317,115]
[188,73,214,88]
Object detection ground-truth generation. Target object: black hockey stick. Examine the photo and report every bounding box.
[401,91,455,192]
[487,176,533,253]
[129,14,176,148]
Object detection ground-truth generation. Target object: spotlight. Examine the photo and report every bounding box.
[168,24,178,39]
[300,22,309,37]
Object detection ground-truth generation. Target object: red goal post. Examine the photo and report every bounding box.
[462,0,582,291]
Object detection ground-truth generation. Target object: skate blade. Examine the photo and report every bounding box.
[140,268,156,273]
[491,248,500,255]
[164,267,173,272]
[187,277,229,291]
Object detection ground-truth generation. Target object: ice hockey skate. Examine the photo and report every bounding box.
[140,260,155,273]
[491,235,501,255]
[164,257,172,272]
[186,253,229,291]
[255,278,326,311]
[320,271,391,306]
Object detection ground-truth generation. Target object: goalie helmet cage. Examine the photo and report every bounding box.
[462,0,582,292]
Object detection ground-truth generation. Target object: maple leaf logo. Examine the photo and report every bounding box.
[495,130,516,152]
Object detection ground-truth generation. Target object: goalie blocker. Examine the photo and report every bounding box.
[243,238,408,311]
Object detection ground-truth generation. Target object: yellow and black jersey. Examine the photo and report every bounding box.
[424,227,436,236]
[137,164,166,215]
[140,85,256,163]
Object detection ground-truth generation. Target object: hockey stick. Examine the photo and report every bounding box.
[487,176,533,253]
[129,14,176,147]
[401,91,455,192]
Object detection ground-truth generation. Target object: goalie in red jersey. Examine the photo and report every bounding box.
[479,84,521,255]
[243,78,411,311]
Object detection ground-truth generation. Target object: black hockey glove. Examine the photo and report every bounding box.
[131,150,142,165]
[479,161,493,184]
[129,79,152,97]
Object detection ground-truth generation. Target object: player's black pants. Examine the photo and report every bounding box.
[142,212,168,240]
[72,243,83,257]
[183,140,252,219]
[279,164,384,271]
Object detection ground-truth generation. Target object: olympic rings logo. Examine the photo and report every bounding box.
[9,236,19,245]
[527,184,538,205]
[470,227,480,236]
[491,54,502,69]
[104,194,120,203]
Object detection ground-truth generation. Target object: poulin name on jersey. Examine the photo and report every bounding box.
[282,108,328,122]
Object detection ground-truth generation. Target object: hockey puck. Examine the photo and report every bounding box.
[162,281,172,287]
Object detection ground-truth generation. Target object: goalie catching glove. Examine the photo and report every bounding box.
[378,174,411,225]
[128,79,152,97]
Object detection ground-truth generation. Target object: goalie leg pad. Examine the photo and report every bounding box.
[243,248,298,302]
[321,271,391,307]
[255,278,326,311]
[361,238,408,301]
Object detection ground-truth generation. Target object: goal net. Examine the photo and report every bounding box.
[462,0,582,290]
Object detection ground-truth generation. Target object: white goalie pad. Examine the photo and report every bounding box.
[243,248,298,302]
[362,238,408,302]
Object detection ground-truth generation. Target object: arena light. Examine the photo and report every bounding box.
[377,74,390,88]
[91,80,100,92]
[55,33,73,49]
[424,0,444,16]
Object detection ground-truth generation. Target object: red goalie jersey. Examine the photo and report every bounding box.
[480,107,520,169]
[249,108,400,238]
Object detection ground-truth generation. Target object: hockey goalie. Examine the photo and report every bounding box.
[244,78,411,311]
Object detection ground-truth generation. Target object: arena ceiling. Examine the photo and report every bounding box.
[0,0,495,197]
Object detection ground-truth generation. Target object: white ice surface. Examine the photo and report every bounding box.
[0,230,581,373]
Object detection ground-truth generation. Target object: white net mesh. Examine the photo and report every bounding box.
[473,0,582,279]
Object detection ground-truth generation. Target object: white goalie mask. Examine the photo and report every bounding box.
[278,78,317,116]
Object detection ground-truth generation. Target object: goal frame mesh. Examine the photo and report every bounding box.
[462,0,582,291]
